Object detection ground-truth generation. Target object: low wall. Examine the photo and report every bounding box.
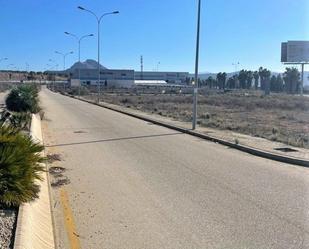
[13,114,55,249]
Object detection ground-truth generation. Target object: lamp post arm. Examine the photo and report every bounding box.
[82,8,99,22]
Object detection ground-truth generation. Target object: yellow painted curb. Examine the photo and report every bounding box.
[60,188,81,249]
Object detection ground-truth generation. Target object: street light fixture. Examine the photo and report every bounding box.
[64,31,94,97]
[55,51,74,70]
[55,51,74,91]
[0,58,8,71]
[7,63,14,69]
[78,5,119,101]
[232,62,240,72]
[192,0,201,130]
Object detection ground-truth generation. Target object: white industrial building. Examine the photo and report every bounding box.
[134,71,189,84]
[70,68,135,88]
[68,59,189,88]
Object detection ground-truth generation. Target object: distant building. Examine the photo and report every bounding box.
[70,68,135,88]
[134,71,189,84]
[68,60,189,88]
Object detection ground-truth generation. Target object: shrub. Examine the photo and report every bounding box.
[0,111,31,131]
[0,126,45,207]
[8,112,31,131]
[6,84,40,113]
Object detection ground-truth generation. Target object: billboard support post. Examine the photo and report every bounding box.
[301,63,304,96]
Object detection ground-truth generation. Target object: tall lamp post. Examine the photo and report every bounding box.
[78,6,119,102]
[192,0,201,130]
[232,62,240,72]
[55,51,74,90]
[55,51,74,71]
[64,32,94,97]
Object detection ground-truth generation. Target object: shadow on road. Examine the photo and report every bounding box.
[45,132,183,148]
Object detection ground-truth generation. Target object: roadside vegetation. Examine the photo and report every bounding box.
[6,84,40,113]
[0,84,44,207]
[191,67,302,95]
[93,91,309,149]
[0,126,45,206]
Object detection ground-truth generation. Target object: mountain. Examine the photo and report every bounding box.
[68,59,107,72]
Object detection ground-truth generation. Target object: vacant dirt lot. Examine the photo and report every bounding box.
[82,91,309,148]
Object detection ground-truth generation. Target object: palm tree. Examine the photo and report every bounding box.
[6,84,40,113]
[246,71,253,89]
[216,72,227,90]
[238,70,247,89]
[0,126,45,207]
[258,67,271,95]
[283,67,300,94]
[221,72,227,90]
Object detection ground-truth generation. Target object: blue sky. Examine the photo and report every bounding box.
[0,0,308,73]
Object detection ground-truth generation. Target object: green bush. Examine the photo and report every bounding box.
[8,112,32,131]
[0,111,31,131]
[6,84,40,113]
[0,126,45,207]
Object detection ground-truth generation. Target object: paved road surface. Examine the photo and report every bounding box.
[41,88,309,249]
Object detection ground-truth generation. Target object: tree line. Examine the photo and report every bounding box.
[186,67,302,94]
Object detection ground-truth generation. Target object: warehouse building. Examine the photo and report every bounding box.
[70,68,135,88]
[134,71,189,84]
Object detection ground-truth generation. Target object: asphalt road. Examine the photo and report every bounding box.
[41,88,309,249]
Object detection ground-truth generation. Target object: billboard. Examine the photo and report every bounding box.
[281,41,309,63]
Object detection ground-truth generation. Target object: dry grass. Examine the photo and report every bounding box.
[85,91,309,148]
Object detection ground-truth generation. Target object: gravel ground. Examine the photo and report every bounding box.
[0,209,17,249]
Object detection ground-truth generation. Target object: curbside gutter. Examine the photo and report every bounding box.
[59,91,309,168]
[13,114,55,249]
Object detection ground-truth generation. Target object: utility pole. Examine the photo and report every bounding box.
[192,0,201,130]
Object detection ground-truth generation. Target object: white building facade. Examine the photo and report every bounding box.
[134,71,189,84]
[70,69,135,88]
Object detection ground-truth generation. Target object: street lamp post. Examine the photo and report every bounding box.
[232,62,240,88]
[192,0,201,130]
[156,62,161,72]
[232,62,240,72]
[55,51,73,91]
[49,59,58,90]
[25,62,29,72]
[64,32,94,97]
[55,51,74,71]
[78,6,119,102]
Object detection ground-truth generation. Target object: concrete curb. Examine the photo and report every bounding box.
[59,91,309,168]
[13,114,55,249]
